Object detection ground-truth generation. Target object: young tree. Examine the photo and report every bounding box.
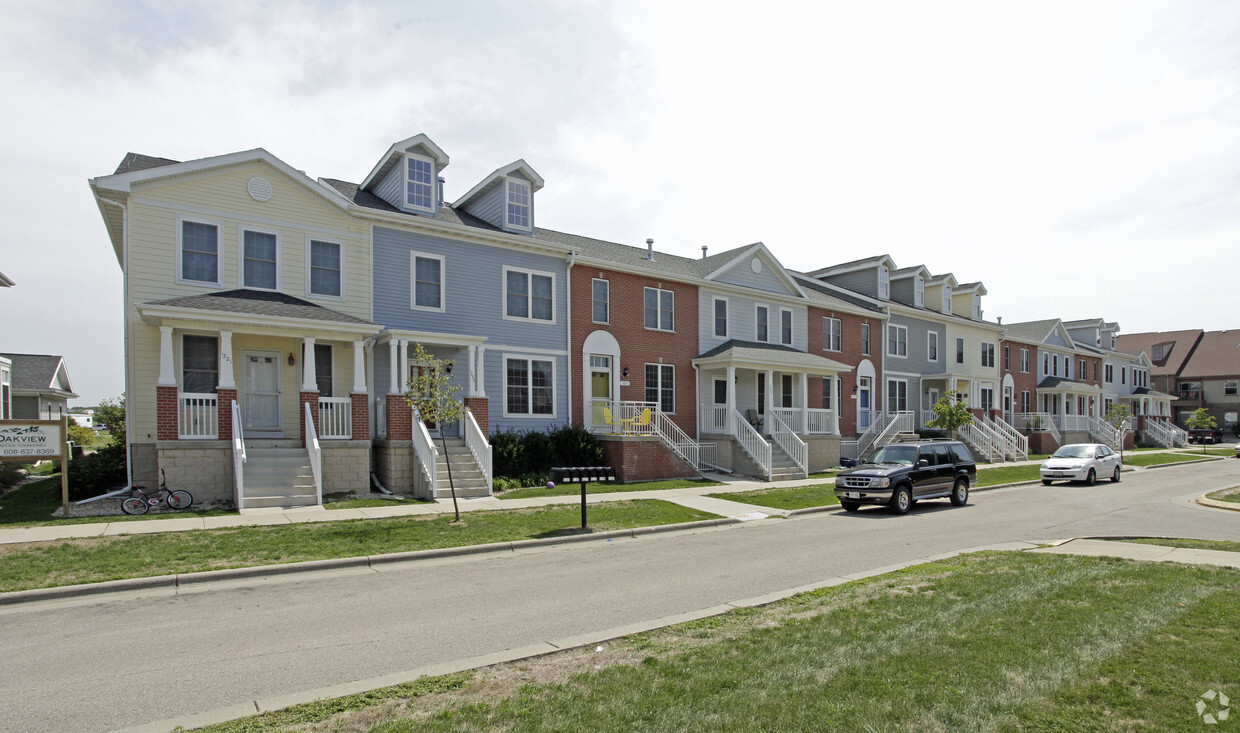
[925,396,974,438]
[1103,403,1132,457]
[1185,407,1217,454]
[403,343,468,521]
[66,417,95,450]
[95,394,127,446]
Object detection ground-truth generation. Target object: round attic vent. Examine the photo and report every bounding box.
[751,258,763,274]
[247,177,274,202]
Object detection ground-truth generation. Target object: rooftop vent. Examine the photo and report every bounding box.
[646,238,654,261]
[701,246,708,259]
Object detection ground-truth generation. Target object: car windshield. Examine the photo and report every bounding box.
[865,445,917,465]
[1051,445,1094,459]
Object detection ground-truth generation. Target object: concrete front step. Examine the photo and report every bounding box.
[244,493,318,508]
[242,445,318,509]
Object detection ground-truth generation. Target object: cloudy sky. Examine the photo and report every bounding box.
[2,0,1236,405]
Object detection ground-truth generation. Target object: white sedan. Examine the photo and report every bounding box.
[1040,443,1123,486]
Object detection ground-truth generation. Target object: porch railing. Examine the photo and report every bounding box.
[958,419,996,462]
[231,400,245,508]
[1056,414,1091,432]
[304,402,322,506]
[768,407,837,435]
[699,405,728,434]
[1088,416,1123,451]
[1014,412,1061,446]
[179,392,218,439]
[463,407,492,492]
[599,400,711,472]
[410,406,438,498]
[768,410,807,476]
[985,414,1028,461]
[841,411,897,461]
[318,396,352,439]
[806,408,835,434]
[732,408,772,480]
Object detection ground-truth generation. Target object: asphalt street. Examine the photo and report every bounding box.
[1,459,1237,733]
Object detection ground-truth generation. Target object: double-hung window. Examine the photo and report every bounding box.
[981,342,995,368]
[644,287,673,331]
[301,343,333,396]
[941,288,951,314]
[887,379,908,412]
[956,338,965,364]
[713,298,728,338]
[180,220,219,284]
[928,332,939,362]
[505,357,554,416]
[823,317,842,352]
[861,323,871,355]
[182,335,218,394]
[591,279,609,323]
[242,229,278,290]
[1003,346,1011,371]
[412,254,444,311]
[1021,348,1030,373]
[645,364,675,413]
[914,276,925,307]
[1105,364,1114,383]
[822,377,832,410]
[406,155,435,212]
[781,374,793,408]
[878,266,889,299]
[505,268,553,322]
[1121,367,1126,385]
[309,239,342,297]
[887,325,907,357]
[1225,380,1238,396]
[1021,390,1031,413]
[756,306,769,342]
[506,180,531,230]
[780,309,793,346]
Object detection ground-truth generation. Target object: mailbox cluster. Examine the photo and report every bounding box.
[549,467,617,485]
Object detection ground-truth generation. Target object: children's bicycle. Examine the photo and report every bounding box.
[121,469,194,515]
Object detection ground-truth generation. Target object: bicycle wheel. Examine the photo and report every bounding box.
[167,490,193,510]
[121,497,149,515]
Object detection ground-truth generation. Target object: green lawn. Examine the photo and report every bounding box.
[0,500,711,593]
[1113,537,1240,553]
[194,551,1240,733]
[498,478,719,500]
[707,483,839,510]
[1123,452,1214,467]
[807,469,840,479]
[0,477,231,527]
[975,464,1041,486]
[1206,487,1240,504]
[324,494,434,510]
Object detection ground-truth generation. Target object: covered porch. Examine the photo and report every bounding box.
[918,375,999,428]
[1035,377,1105,431]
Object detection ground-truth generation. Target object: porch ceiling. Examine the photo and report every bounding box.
[692,339,851,376]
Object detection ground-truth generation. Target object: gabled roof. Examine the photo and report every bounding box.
[113,152,181,175]
[1179,330,1240,379]
[806,254,896,278]
[321,178,502,231]
[953,281,987,296]
[454,159,545,209]
[1062,317,1106,330]
[928,272,957,286]
[359,133,449,192]
[891,264,929,280]
[0,271,13,287]
[1001,319,1061,345]
[693,339,852,375]
[1115,330,1203,376]
[1036,376,1104,394]
[0,353,77,397]
[700,242,806,299]
[790,272,885,313]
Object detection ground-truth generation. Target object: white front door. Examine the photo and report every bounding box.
[243,350,282,434]
[857,377,872,429]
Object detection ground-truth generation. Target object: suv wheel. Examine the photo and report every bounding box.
[889,485,913,515]
[950,478,969,506]
[841,501,860,512]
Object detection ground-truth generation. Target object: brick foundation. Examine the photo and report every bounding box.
[1027,432,1058,454]
[350,392,370,441]
[464,397,489,434]
[216,388,237,440]
[386,394,412,440]
[298,391,318,445]
[598,435,697,482]
[156,385,178,441]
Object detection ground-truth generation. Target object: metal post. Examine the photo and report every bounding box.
[581,480,588,529]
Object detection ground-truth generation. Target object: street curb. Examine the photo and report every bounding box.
[1141,456,1225,469]
[0,517,741,607]
[1196,496,1240,512]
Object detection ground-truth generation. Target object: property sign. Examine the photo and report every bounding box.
[0,422,63,459]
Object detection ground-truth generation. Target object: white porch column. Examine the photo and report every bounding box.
[475,345,487,398]
[725,366,736,432]
[397,339,408,391]
[352,340,366,393]
[158,326,177,387]
[766,370,775,412]
[388,339,398,394]
[799,372,809,433]
[301,337,317,392]
[830,376,841,435]
[218,331,235,389]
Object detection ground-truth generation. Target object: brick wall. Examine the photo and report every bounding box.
[156,385,178,441]
[464,397,488,434]
[216,388,237,440]
[570,267,699,437]
[806,306,880,438]
[350,392,370,441]
[598,436,698,482]
[1001,340,1039,413]
[298,391,318,445]
[386,393,412,440]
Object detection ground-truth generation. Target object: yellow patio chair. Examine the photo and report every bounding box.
[628,408,652,433]
[602,406,620,434]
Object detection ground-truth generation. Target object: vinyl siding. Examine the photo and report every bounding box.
[375,164,404,211]
[945,321,1004,380]
[698,289,807,353]
[461,181,504,230]
[822,269,878,299]
[887,314,945,375]
[711,255,797,295]
[1044,329,1069,349]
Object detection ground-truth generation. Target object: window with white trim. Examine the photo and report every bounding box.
[980,386,994,411]
[914,276,924,307]
[1003,346,1011,371]
[645,363,675,413]
[878,266,889,300]
[861,323,871,355]
[713,298,728,338]
[505,268,553,322]
[406,155,435,212]
[309,239,341,297]
[823,317,841,352]
[1053,354,1059,377]
[591,279,609,324]
[822,377,832,410]
[1105,364,1114,383]
[644,287,674,331]
[941,287,951,314]
[971,294,981,319]
[756,306,769,342]
[781,374,793,408]
[956,337,965,364]
[1225,380,1237,396]
[780,309,793,346]
[888,324,907,357]
[981,342,995,368]
[1021,348,1030,373]
[182,335,218,393]
[928,331,939,361]
[887,379,908,412]
[1121,367,1126,385]
[1152,344,1165,361]
[1021,390,1031,413]
[301,343,333,396]
[180,220,219,284]
[713,379,727,404]
[505,357,554,416]
[241,229,278,290]
[412,253,444,311]
[506,179,531,230]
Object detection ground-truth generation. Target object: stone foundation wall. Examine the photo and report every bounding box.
[130,441,159,489]
[321,440,371,493]
[806,436,841,472]
[157,441,233,505]
[597,436,697,482]
[373,440,424,497]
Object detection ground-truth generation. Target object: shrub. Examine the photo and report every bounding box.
[66,442,128,500]
[490,429,526,479]
[0,463,25,489]
[490,425,603,480]
[550,424,604,467]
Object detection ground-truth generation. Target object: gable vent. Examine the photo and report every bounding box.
[247,177,273,202]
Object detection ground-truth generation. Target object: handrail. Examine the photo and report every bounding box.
[768,410,807,476]
[979,415,1008,461]
[958,419,994,462]
[463,407,491,493]
[1088,416,1123,451]
[304,402,322,506]
[231,400,245,509]
[410,406,438,497]
[871,413,904,452]
[988,414,1028,460]
[650,408,702,470]
[732,408,772,480]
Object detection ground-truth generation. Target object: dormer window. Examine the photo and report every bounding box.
[406,155,435,212]
[506,180,531,230]
[878,266,889,300]
[914,276,924,307]
[941,287,951,314]
[971,294,981,319]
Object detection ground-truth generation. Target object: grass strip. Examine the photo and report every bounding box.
[975,464,1041,486]
[1110,537,1240,553]
[195,552,1240,732]
[706,483,840,510]
[497,478,719,500]
[1206,487,1240,504]
[1123,452,1214,467]
[0,478,231,527]
[0,500,712,593]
